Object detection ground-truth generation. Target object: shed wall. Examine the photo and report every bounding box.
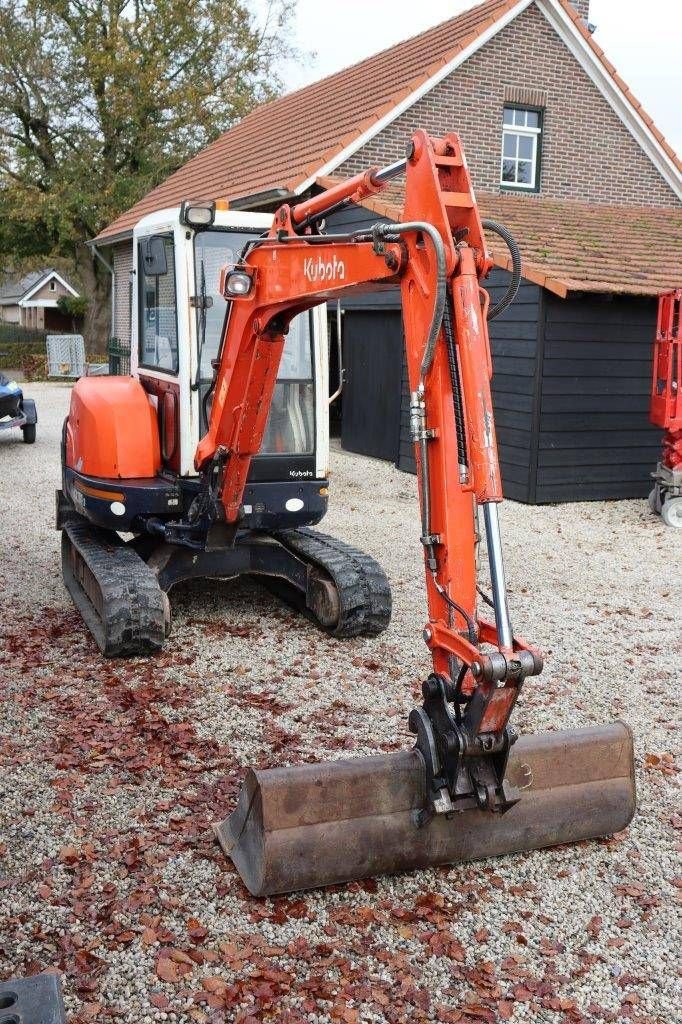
[327,206,540,500]
[396,268,541,506]
[536,293,660,501]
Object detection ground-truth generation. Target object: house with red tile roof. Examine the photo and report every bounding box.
[94,0,681,502]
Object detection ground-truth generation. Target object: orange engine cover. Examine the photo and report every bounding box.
[66,376,161,479]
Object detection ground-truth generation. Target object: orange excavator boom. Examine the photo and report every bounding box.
[197,131,635,894]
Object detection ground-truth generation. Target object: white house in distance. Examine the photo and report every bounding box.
[0,268,80,330]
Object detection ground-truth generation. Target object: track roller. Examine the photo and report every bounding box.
[272,528,392,637]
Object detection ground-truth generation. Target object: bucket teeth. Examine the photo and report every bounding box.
[217,722,636,896]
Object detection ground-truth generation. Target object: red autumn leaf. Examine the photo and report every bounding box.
[201,977,228,995]
[150,993,170,1009]
[287,899,309,919]
[497,1001,514,1020]
[155,958,178,983]
[58,845,79,864]
[513,986,532,1001]
[187,917,209,942]
[168,948,194,964]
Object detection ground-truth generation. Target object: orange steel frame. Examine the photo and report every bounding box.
[651,289,682,469]
[195,131,540,737]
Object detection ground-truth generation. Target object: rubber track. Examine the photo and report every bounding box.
[275,528,392,638]
[62,520,167,657]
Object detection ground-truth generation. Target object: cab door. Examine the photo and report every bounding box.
[132,231,184,474]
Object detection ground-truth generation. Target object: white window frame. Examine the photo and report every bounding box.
[500,106,542,191]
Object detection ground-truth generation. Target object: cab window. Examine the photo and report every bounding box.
[138,234,179,373]
[194,229,315,455]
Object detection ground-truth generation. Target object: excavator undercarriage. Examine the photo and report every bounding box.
[58,494,390,656]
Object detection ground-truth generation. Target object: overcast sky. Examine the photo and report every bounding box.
[273,0,681,157]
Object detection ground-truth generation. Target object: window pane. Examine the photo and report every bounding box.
[501,159,516,182]
[261,380,315,454]
[503,132,516,158]
[194,229,315,454]
[513,109,525,126]
[194,229,257,378]
[503,107,514,125]
[278,313,313,379]
[518,134,534,160]
[526,110,539,128]
[194,230,311,381]
[517,160,533,184]
[139,236,178,372]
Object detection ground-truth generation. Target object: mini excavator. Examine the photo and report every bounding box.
[63,131,636,892]
[58,211,391,655]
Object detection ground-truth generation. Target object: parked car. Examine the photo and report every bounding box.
[0,372,37,443]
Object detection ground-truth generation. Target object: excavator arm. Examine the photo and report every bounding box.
[197,131,542,816]
[203,131,635,896]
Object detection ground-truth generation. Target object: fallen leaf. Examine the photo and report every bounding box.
[155,958,178,983]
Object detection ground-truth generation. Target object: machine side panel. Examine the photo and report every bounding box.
[65,377,161,479]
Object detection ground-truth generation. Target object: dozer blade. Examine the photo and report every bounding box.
[217,722,635,896]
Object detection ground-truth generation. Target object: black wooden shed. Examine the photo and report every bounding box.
[327,198,666,504]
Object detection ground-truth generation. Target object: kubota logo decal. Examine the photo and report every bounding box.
[303,255,346,283]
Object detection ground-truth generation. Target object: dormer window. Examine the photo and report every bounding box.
[500,106,542,191]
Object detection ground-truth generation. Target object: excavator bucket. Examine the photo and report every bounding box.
[217,722,635,896]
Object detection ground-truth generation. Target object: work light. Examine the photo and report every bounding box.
[179,200,216,227]
[224,270,253,296]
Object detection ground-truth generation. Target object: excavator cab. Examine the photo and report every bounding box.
[131,206,330,531]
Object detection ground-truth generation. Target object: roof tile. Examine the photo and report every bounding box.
[94,0,521,241]
[95,0,681,259]
[323,176,682,296]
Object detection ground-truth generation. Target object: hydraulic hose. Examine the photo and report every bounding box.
[481,219,521,321]
[364,221,447,380]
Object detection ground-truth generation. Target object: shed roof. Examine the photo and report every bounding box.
[95,0,681,245]
[338,176,682,297]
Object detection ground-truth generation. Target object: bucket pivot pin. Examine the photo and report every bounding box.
[409,673,521,826]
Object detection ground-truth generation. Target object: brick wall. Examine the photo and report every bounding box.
[570,0,590,21]
[112,242,133,346]
[336,2,677,206]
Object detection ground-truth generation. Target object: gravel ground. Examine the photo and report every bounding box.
[0,382,680,1024]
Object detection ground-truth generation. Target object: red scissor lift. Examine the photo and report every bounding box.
[649,289,682,527]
